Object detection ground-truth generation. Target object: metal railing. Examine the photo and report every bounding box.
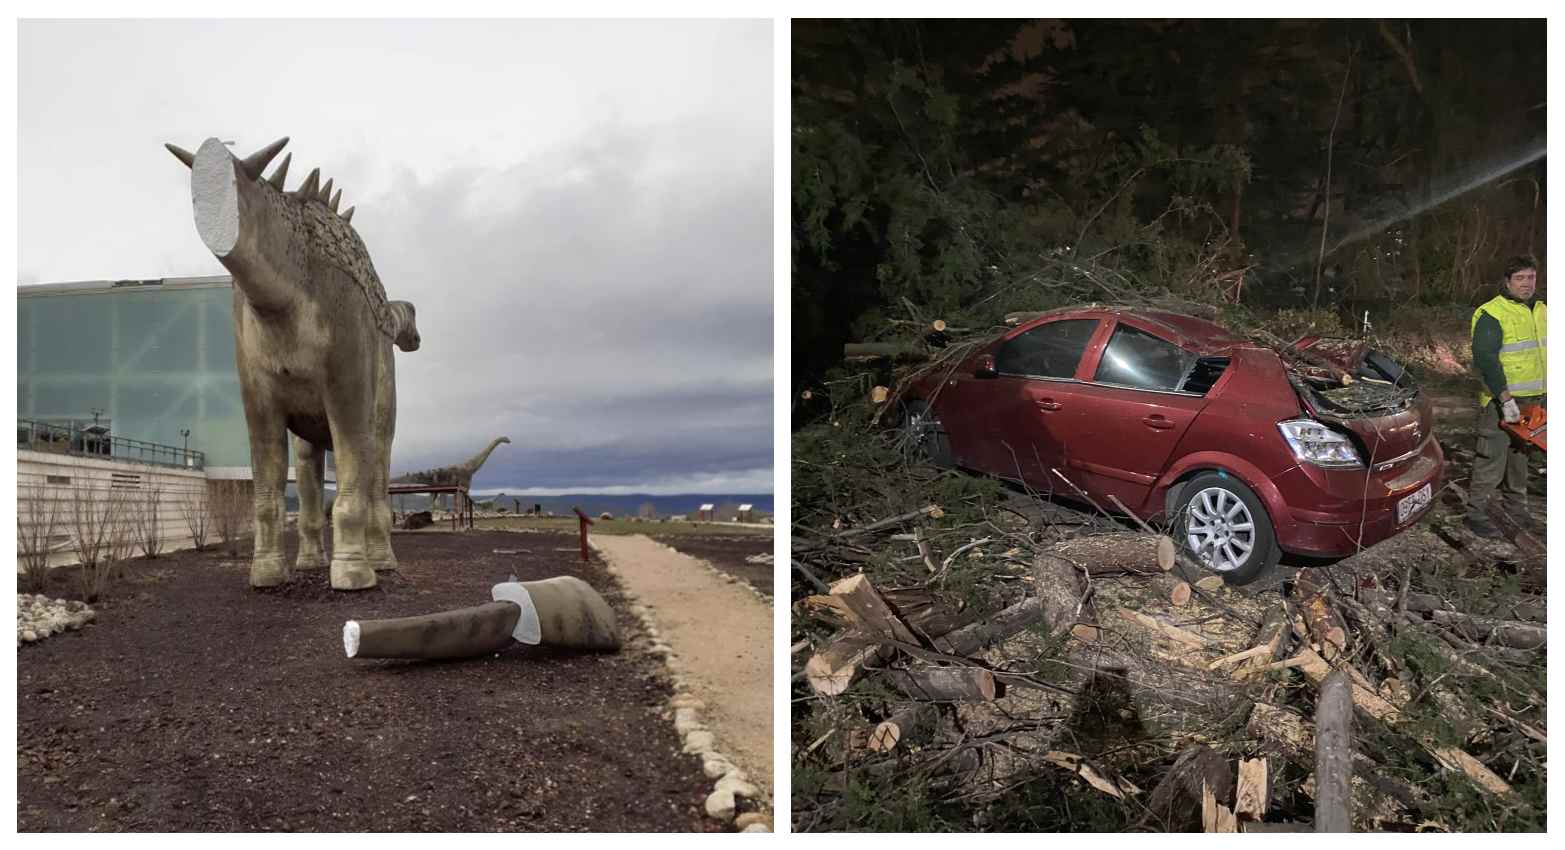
[17,419,206,470]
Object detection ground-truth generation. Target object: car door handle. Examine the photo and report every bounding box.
[1035,399,1062,411]
[1142,415,1176,430]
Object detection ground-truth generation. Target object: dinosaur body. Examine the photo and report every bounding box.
[168,136,420,590]
[394,437,511,511]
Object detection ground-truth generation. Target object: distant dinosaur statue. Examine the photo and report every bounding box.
[394,437,512,511]
[167,136,420,591]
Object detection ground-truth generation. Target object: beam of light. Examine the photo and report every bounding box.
[1272,138,1546,274]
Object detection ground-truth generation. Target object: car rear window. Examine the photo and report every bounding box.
[1094,324,1196,392]
[996,318,1098,379]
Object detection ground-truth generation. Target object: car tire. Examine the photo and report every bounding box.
[1171,471,1282,586]
[898,400,954,468]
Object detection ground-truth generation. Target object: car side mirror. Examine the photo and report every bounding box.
[974,353,997,379]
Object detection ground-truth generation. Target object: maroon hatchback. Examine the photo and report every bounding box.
[900,305,1443,585]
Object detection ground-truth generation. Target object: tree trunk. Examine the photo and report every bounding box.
[887,667,997,702]
[1314,670,1355,832]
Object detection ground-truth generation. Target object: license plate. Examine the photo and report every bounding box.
[1396,482,1432,524]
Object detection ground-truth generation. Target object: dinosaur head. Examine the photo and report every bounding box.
[388,301,421,352]
[166,136,372,319]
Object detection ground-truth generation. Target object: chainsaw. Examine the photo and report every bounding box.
[1501,403,1547,452]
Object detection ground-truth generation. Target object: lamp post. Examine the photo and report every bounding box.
[180,428,191,467]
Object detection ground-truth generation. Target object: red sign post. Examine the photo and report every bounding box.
[572,507,594,563]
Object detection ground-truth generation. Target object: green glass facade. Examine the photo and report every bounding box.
[16,276,253,474]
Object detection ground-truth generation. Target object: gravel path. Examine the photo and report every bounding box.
[590,534,773,801]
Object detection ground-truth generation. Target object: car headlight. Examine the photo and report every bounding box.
[1277,419,1363,468]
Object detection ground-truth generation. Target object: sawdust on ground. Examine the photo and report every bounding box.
[590,533,774,800]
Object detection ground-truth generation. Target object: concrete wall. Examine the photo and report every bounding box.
[16,450,212,571]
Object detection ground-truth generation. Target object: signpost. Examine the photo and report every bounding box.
[572,506,594,563]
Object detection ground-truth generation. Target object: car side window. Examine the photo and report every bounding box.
[1094,324,1196,392]
[995,319,1098,379]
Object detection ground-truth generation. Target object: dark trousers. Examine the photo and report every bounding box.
[1467,394,1544,520]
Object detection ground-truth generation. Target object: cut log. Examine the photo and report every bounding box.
[869,385,890,404]
[1051,532,1172,574]
[887,666,997,701]
[1314,670,1354,832]
[1032,554,1093,643]
[344,601,520,660]
[804,632,890,696]
[1426,610,1545,650]
[1152,574,1192,607]
[829,573,920,645]
[867,705,934,752]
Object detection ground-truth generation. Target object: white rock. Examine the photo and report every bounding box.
[682,731,716,754]
[741,823,771,833]
[702,756,735,778]
[716,773,758,799]
[22,630,38,642]
[735,812,771,830]
[674,709,704,735]
[704,788,736,820]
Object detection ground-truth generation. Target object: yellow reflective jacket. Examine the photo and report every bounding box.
[1472,295,1546,406]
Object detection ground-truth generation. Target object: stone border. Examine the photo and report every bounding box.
[17,594,96,646]
[593,540,773,833]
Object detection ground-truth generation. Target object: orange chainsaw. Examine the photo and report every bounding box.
[1501,403,1547,452]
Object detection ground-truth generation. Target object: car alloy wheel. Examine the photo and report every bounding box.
[1184,486,1256,572]
[1172,471,1281,586]
[899,400,953,467]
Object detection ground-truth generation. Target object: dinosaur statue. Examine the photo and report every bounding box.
[167,136,420,591]
[393,437,512,512]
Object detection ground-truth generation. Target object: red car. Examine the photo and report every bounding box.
[901,305,1443,585]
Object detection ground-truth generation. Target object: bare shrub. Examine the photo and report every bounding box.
[131,484,165,559]
[70,486,127,602]
[181,487,211,551]
[211,480,251,557]
[17,484,63,593]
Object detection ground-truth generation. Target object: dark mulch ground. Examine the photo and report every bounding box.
[16,531,720,832]
[646,534,774,598]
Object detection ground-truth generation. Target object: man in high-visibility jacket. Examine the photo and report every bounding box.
[1466,255,1545,539]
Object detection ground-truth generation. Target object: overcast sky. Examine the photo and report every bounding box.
[18,19,773,495]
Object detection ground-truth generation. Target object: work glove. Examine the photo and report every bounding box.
[1501,398,1521,424]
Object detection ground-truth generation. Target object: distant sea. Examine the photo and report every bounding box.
[467,493,775,518]
[286,491,772,518]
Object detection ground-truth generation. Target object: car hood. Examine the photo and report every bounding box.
[1286,337,1433,465]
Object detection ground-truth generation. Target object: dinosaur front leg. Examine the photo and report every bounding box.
[325,386,377,591]
[246,412,291,588]
[293,434,328,570]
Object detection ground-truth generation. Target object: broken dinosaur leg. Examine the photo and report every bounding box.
[345,601,520,659]
[344,576,621,660]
